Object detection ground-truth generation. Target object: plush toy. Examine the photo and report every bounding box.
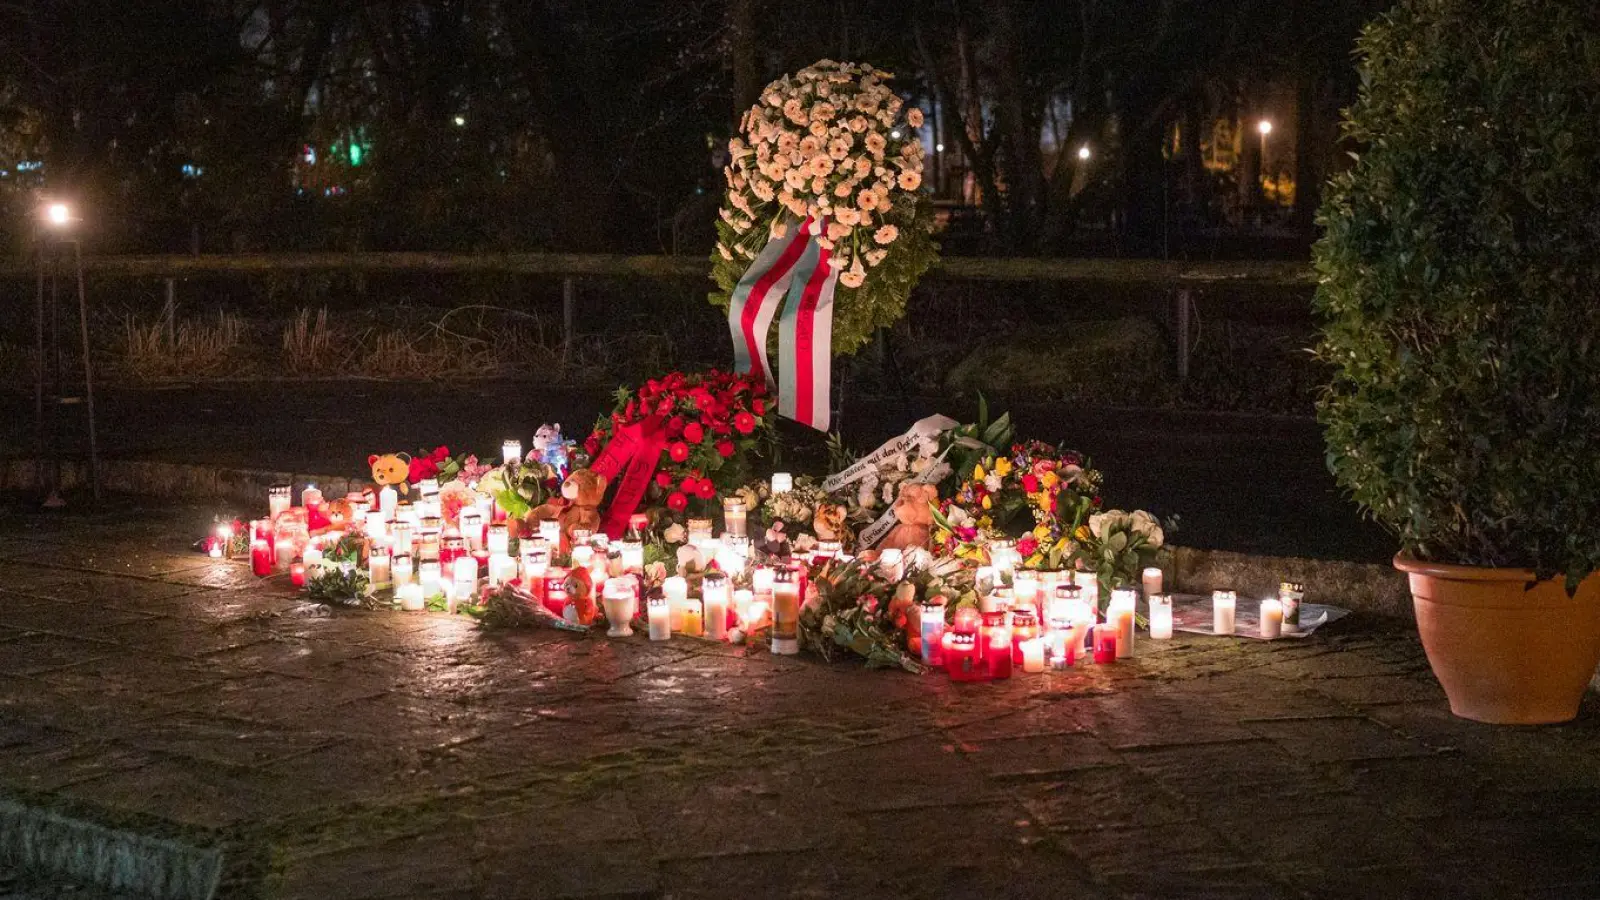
[532,423,571,470]
[813,502,851,547]
[878,482,939,552]
[528,468,608,550]
[409,446,451,484]
[368,453,412,496]
[564,566,597,626]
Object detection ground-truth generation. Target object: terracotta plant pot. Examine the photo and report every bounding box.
[1395,553,1600,724]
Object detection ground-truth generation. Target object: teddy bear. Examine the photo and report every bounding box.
[812,501,851,548]
[877,482,939,553]
[367,452,412,496]
[528,468,608,551]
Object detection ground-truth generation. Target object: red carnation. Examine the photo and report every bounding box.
[655,472,673,488]
[715,440,735,458]
[734,412,756,434]
[752,399,766,415]
[1022,474,1040,494]
[683,422,705,444]
[681,475,699,494]
[668,442,690,463]
[695,478,716,500]
[667,492,689,512]
[1017,535,1040,558]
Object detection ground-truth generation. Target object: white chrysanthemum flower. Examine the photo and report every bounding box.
[873,224,899,244]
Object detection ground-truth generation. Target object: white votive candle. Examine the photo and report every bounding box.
[502,439,522,465]
[1074,570,1100,608]
[1142,566,1163,596]
[771,569,800,655]
[452,555,479,587]
[378,485,398,517]
[1260,599,1284,639]
[488,553,516,587]
[703,573,731,641]
[1020,638,1046,674]
[418,559,441,597]
[1110,588,1137,658]
[1213,590,1237,635]
[397,583,424,611]
[1148,594,1174,640]
[648,595,671,641]
[391,553,413,586]
[539,520,562,546]
[770,472,793,494]
[458,509,484,551]
[752,566,776,599]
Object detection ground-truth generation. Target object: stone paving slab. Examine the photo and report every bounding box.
[0,504,1596,899]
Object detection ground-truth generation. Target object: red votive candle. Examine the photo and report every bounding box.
[943,631,986,682]
[1093,624,1118,664]
[250,539,272,577]
[289,561,307,588]
[981,612,1012,679]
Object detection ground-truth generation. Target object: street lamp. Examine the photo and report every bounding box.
[1077,144,1092,162]
[1257,119,1273,156]
[32,198,100,507]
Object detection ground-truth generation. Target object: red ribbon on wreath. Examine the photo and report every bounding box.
[590,414,668,539]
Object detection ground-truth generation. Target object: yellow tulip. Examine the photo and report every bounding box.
[981,495,992,510]
[993,458,1013,477]
[974,463,986,480]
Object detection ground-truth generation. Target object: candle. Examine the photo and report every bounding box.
[488,554,517,588]
[813,540,842,563]
[1110,588,1137,658]
[289,561,306,588]
[208,542,223,560]
[378,485,398,517]
[418,559,441,597]
[718,535,751,575]
[663,576,688,631]
[440,533,466,567]
[451,555,478,588]
[543,571,568,617]
[733,588,755,625]
[687,518,714,547]
[458,509,484,551]
[1013,570,1040,616]
[487,523,509,557]
[1213,590,1237,635]
[679,598,704,637]
[952,606,981,633]
[1010,607,1039,665]
[571,545,595,571]
[1047,583,1081,621]
[603,579,636,637]
[364,511,387,541]
[980,586,1013,614]
[722,497,748,538]
[301,484,324,512]
[619,540,644,573]
[1279,581,1305,633]
[397,583,425,611]
[391,553,413,586]
[1148,594,1174,640]
[703,572,731,641]
[744,599,770,630]
[1074,570,1100,609]
[771,568,800,655]
[981,611,1012,679]
[943,631,985,681]
[752,566,776,600]
[302,545,324,578]
[268,484,291,519]
[1260,599,1284,639]
[1142,566,1164,596]
[250,538,272,577]
[1019,638,1046,674]
[571,529,593,548]
[449,572,475,613]
[770,472,793,494]
[1046,616,1075,668]
[390,521,413,557]
[974,566,998,599]
[919,600,946,667]
[988,539,1017,578]
[502,439,523,465]
[1093,624,1119,663]
[538,520,562,546]
[647,594,672,641]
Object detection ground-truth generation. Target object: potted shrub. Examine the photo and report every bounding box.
[1315,0,1600,723]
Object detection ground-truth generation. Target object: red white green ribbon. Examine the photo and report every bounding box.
[728,216,837,432]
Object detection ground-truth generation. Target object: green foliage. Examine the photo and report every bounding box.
[708,196,939,357]
[306,569,377,609]
[1313,0,1600,585]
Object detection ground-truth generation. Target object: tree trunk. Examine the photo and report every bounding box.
[1292,67,1322,234]
[1117,96,1168,258]
[728,0,760,121]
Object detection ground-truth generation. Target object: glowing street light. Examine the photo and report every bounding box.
[1257,119,1273,158]
[44,202,72,228]
[1077,144,1091,162]
[453,115,466,127]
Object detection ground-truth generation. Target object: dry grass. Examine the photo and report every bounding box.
[111,300,245,381]
[281,307,344,375]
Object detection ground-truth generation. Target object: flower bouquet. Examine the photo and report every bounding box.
[585,369,775,519]
[934,440,1103,568]
[1070,510,1172,602]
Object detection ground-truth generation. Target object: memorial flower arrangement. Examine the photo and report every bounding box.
[586,369,777,518]
[933,441,1103,568]
[1070,510,1171,600]
[710,59,939,355]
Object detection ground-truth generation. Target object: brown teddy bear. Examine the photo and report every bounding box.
[877,482,939,552]
[528,468,608,551]
[367,453,411,496]
[813,502,851,548]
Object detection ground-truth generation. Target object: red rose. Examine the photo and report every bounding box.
[655,472,673,488]
[683,422,705,444]
[668,442,689,463]
[681,475,699,494]
[1022,474,1040,493]
[695,478,716,500]
[752,399,766,415]
[667,492,689,512]
[715,440,735,458]
[667,416,685,438]
[734,412,756,434]
[1017,535,1039,557]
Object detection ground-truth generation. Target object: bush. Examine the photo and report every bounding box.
[1314,0,1600,584]
[945,316,1171,406]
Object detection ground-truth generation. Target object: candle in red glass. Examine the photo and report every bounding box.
[543,569,568,617]
[1093,624,1118,664]
[1010,608,1039,665]
[981,612,1012,679]
[289,561,307,588]
[952,606,981,633]
[250,538,272,577]
[439,534,466,568]
[943,631,986,682]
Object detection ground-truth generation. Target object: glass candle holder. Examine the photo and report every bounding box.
[687,518,714,547]
[1093,624,1119,663]
[919,600,946,667]
[771,568,800,655]
[1279,581,1305,632]
[770,472,793,494]
[1047,583,1082,621]
[539,520,562,546]
[1013,570,1041,615]
[487,523,509,557]
[722,497,748,538]
[1260,599,1284,639]
[702,572,731,641]
[943,631,985,682]
[1110,588,1138,658]
[458,509,484,550]
[603,579,636,638]
[397,583,425,611]
[981,611,1012,679]
[1019,638,1046,674]
[502,439,523,466]
[1142,566,1164,596]
[1148,594,1174,640]
[418,559,442,597]
[390,521,413,557]
[647,594,672,641]
[1212,590,1237,635]
[268,484,291,519]
[391,552,413,586]
[1010,608,1040,665]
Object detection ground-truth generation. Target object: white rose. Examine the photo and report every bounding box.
[1088,512,1108,539]
[663,523,686,544]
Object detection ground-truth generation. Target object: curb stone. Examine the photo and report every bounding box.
[0,800,222,900]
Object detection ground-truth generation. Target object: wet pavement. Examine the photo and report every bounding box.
[1,504,1597,899]
[0,382,1393,563]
